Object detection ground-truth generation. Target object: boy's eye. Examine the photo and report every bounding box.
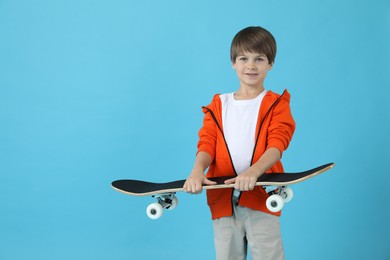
[256,57,265,62]
[239,57,247,61]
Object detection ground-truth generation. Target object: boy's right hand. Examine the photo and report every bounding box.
[183,169,216,194]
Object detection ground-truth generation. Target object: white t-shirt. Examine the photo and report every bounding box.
[220,90,267,174]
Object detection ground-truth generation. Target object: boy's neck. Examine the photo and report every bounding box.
[234,85,265,100]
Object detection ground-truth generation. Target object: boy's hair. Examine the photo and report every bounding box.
[230,26,277,65]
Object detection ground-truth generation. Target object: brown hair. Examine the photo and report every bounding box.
[230,26,277,65]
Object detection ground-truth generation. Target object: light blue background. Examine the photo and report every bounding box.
[1,0,389,259]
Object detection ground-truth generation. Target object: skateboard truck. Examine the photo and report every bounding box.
[146,193,178,219]
[263,185,294,212]
[146,186,293,218]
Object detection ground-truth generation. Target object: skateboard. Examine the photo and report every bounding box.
[112,162,335,219]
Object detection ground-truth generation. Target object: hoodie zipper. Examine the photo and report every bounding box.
[201,106,238,176]
[202,105,238,214]
[250,90,287,166]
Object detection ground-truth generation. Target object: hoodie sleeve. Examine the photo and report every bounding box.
[197,107,217,160]
[266,95,296,156]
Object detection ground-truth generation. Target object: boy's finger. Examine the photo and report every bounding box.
[195,182,203,193]
[224,177,236,184]
[191,183,198,193]
[203,178,217,185]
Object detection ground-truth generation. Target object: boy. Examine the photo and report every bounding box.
[183,26,295,260]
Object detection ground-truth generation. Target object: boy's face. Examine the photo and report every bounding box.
[232,51,273,89]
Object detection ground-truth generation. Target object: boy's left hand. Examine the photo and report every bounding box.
[224,168,261,191]
[224,147,279,191]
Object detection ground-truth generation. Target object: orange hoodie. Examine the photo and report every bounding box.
[198,90,296,220]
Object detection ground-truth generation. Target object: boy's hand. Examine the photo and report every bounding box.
[224,148,280,191]
[224,168,261,191]
[183,169,216,194]
[184,151,214,194]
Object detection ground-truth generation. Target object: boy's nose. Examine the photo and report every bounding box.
[247,62,257,70]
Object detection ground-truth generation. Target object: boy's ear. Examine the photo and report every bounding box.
[232,61,237,70]
[268,62,274,70]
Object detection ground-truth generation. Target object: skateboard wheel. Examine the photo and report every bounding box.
[146,203,163,220]
[166,197,178,210]
[266,194,284,212]
[281,187,293,203]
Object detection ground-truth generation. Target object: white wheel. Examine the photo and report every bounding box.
[281,187,294,203]
[146,203,163,220]
[166,196,178,210]
[266,194,284,212]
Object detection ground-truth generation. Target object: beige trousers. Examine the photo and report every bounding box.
[213,205,284,260]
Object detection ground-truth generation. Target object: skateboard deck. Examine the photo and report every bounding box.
[112,162,334,219]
